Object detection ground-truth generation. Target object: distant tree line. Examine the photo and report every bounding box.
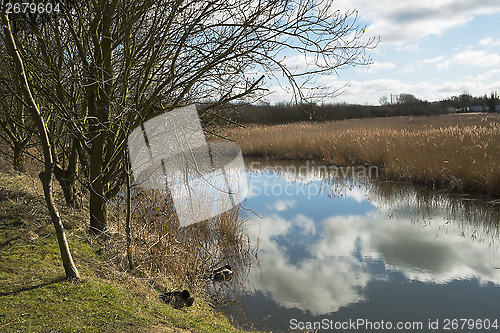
[217,92,499,125]
[436,91,499,113]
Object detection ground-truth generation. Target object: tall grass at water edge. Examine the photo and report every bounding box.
[224,113,500,196]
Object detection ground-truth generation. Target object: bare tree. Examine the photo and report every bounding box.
[0,47,37,171]
[0,82,36,172]
[1,9,80,279]
[12,0,377,233]
[0,9,84,207]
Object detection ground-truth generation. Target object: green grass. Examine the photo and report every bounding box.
[0,171,251,333]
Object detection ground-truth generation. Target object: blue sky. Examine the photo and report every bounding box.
[265,0,500,105]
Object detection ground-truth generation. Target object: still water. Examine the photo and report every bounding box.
[221,159,500,332]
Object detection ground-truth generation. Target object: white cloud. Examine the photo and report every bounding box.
[454,50,500,67]
[436,61,451,70]
[333,0,500,45]
[479,37,500,47]
[437,50,500,69]
[246,215,372,315]
[241,166,500,316]
[266,76,500,105]
[245,208,500,315]
[281,54,329,72]
[465,69,500,81]
[395,42,422,53]
[267,85,295,103]
[264,47,500,105]
[293,214,316,234]
[279,73,500,104]
[280,55,308,71]
[252,2,500,106]
[269,199,296,212]
[318,77,412,103]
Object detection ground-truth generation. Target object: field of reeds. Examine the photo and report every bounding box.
[224,113,500,197]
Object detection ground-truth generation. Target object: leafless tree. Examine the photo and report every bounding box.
[1,8,80,279]
[5,0,377,233]
[0,80,37,171]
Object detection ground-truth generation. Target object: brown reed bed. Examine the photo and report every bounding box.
[224,113,500,197]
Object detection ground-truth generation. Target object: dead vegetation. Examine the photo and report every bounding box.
[104,187,256,299]
[225,113,500,196]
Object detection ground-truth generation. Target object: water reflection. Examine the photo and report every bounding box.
[222,159,500,331]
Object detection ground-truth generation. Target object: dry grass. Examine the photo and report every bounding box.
[105,187,254,296]
[225,113,500,196]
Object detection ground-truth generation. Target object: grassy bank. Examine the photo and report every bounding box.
[0,171,250,332]
[225,113,500,196]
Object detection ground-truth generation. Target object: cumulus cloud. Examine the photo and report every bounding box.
[280,54,329,72]
[333,0,500,45]
[479,37,500,47]
[269,199,296,212]
[437,50,500,69]
[465,69,500,81]
[245,208,500,315]
[315,77,412,104]
[266,78,500,105]
[396,65,416,74]
[274,73,500,105]
[246,214,372,315]
[422,55,446,64]
[258,1,500,105]
[242,167,500,316]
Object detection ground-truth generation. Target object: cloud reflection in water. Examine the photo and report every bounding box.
[243,168,500,316]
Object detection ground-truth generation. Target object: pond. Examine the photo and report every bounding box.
[220,158,500,332]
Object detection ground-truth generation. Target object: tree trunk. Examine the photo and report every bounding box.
[53,140,80,208]
[39,171,80,279]
[12,142,25,172]
[53,165,79,208]
[87,1,116,234]
[125,155,134,271]
[85,70,108,233]
[88,101,107,233]
[89,171,107,233]
[2,11,80,279]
